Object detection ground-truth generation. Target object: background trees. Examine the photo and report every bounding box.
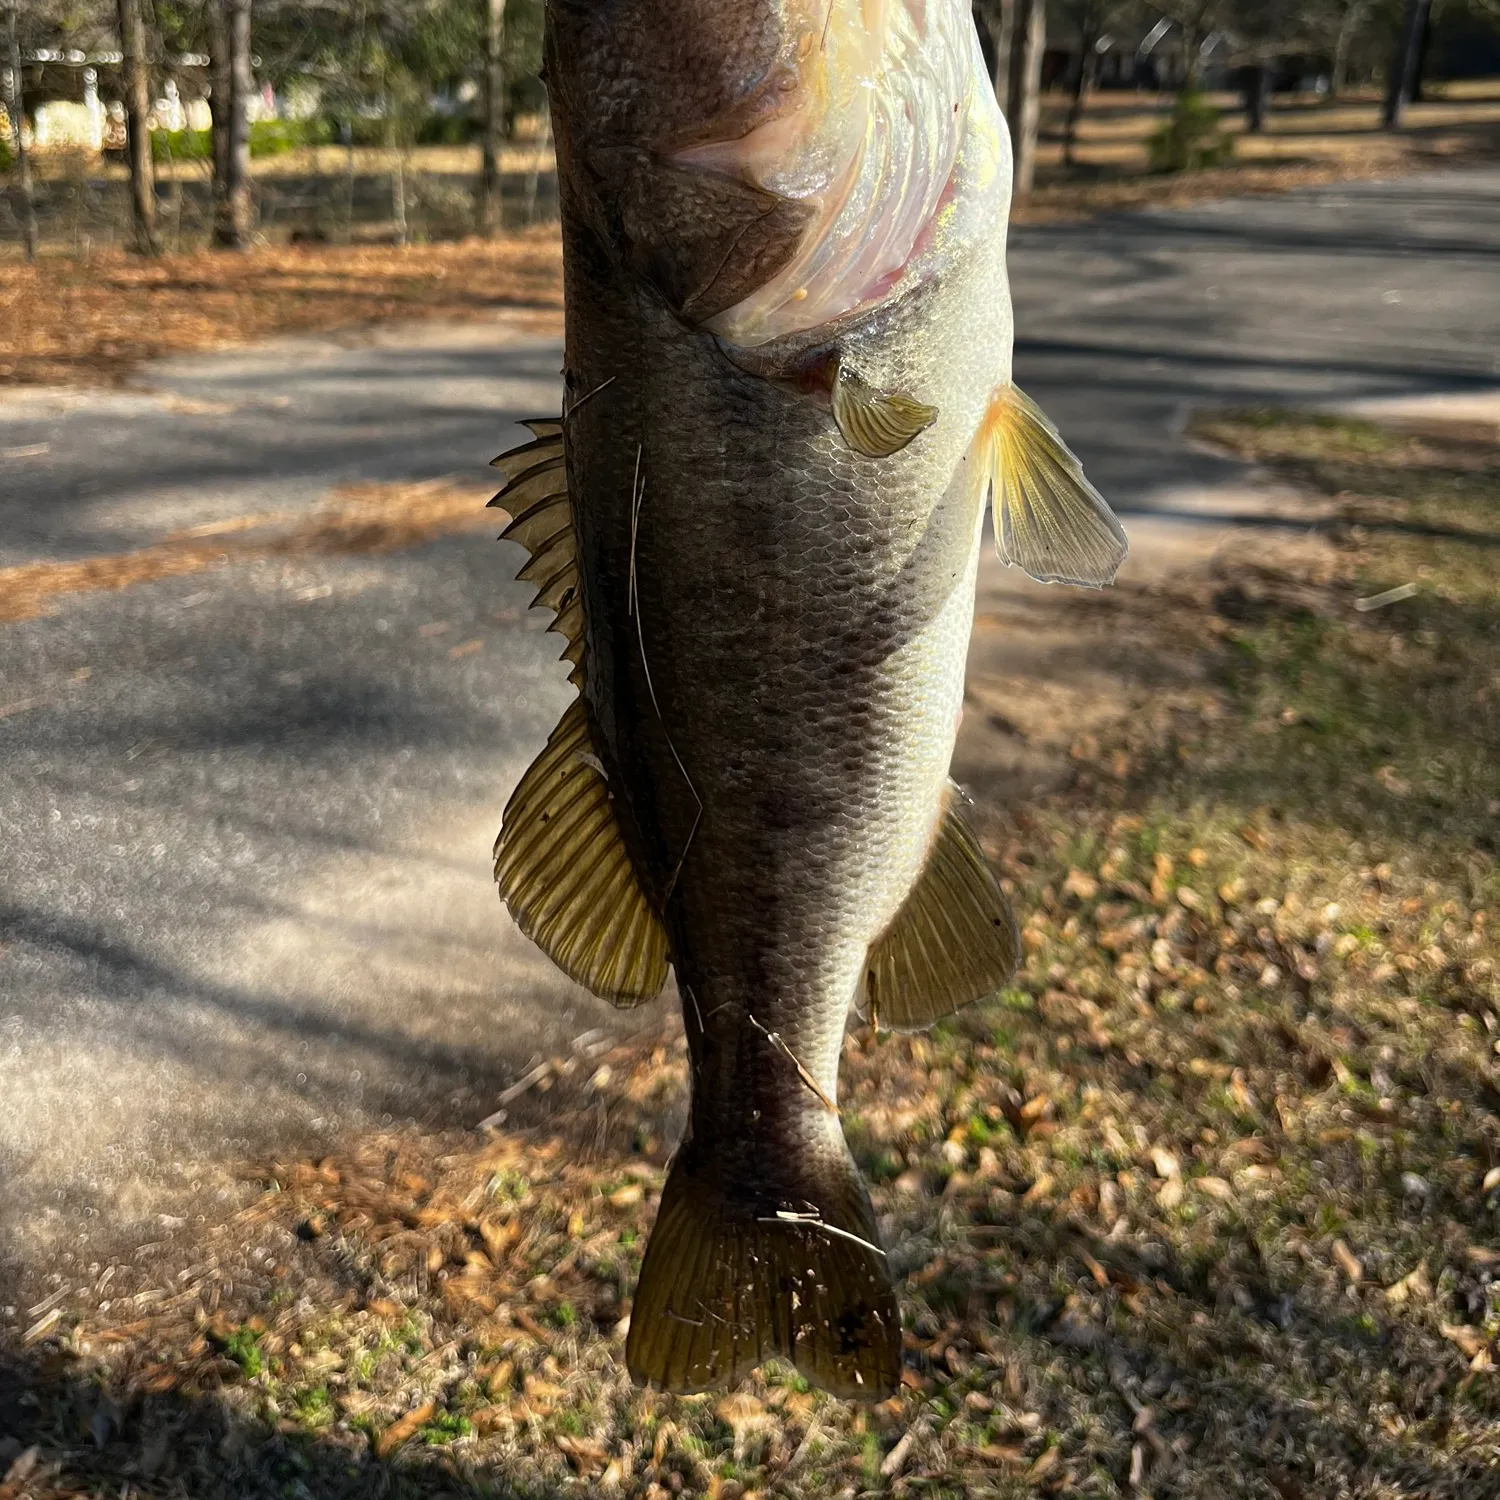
[3,1,38,259]
[4,0,1498,253]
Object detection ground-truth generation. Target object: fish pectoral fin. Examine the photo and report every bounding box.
[982,383,1128,588]
[491,420,584,683]
[495,699,671,1007]
[831,358,938,458]
[861,785,1019,1032]
[627,1139,900,1401]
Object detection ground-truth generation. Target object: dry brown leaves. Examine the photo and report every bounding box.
[0,231,563,387]
[0,476,497,623]
[6,411,1499,1497]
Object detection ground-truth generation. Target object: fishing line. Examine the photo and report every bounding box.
[627,449,703,903]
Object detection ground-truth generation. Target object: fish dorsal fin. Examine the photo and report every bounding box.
[491,421,584,684]
[495,697,671,1006]
[831,359,938,458]
[490,421,670,1007]
[862,785,1019,1032]
[980,384,1128,588]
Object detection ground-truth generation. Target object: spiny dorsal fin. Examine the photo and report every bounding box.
[491,421,583,684]
[495,698,670,1006]
[980,383,1127,588]
[861,785,1019,1032]
[830,359,937,458]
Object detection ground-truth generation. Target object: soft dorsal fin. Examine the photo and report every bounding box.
[977,384,1127,588]
[861,785,1018,1032]
[489,421,671,1007]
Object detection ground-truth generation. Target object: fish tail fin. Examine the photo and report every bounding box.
[626,1133,900,1400]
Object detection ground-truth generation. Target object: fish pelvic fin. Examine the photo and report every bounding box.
[978,383,1128,588]
[627,1136,900,1401]
[494,698,671,1006]
[860,782,1019,1032]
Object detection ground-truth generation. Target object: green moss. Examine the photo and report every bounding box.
[422,1410,474,1445]
[223,1326,263,1379]
[292,1385,334,1429]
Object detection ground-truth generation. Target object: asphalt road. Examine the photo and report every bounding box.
[2,167,1498,1305]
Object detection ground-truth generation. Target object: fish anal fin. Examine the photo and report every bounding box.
[831,359,937,458]
[980,383,1128,588]
[862,785,1019,1032]
[494,699,670,1006]
[627,1138,899,1400]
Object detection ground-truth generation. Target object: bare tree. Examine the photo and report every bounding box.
[1057,0,1124,167]
[208,0,230,224]
[213,0,253,246]
[1330,0,1369,94]
[1242,62,1269,131]
[4,0,38,261]
[478,0,506,234]
[116,0,159,254]
[1150,0,1224,87]
[1382,0,1430,127]
[973,0,1012,118]
[1007,0,1045,199]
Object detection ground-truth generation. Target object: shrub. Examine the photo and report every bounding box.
[312,114,389,148]
[416,112,477,146]
[151,127,212,163]
[1147,88,1234,173]
[250,118,331,156]
[149,119,331,164]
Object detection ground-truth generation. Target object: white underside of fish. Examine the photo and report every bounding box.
[689,0,1002,347]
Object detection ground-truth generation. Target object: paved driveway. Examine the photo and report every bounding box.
[2,167,1497,1300]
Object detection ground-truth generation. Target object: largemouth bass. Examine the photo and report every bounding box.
[491,0,1126,1399]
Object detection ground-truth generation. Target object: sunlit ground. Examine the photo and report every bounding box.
[4,411,1496,1498]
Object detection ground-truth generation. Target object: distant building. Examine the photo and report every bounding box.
[9,45,213,154]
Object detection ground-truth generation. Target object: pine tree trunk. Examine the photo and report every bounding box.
[214,0,252,247]
[208,0,230,230]
[479,0,507,234]
[1244,64,1269,133]
[5,2,38,262]
[1412,4,1433,103]
[1007,0,1045,201]
[116,0,158,255]
[392,130,407,245]
[973,0,1013,119]
[1331,3,1364,97]
[1064,25,1099,168]
[1382,0,1430,128]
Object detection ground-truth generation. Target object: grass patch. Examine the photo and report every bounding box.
[2,409,1497,1496]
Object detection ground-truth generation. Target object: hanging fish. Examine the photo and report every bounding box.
[490,0,1126,1399]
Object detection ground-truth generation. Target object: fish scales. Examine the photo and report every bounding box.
[492,0,1126,1397]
